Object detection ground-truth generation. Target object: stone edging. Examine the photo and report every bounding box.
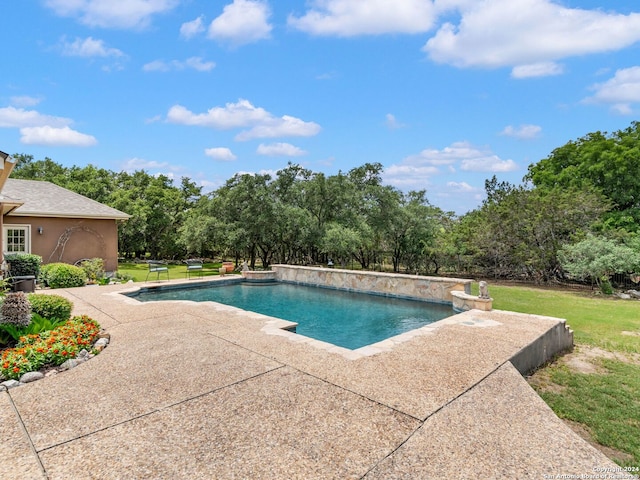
[0,331,110,391]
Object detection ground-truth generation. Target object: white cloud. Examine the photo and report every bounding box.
[122,157,171,171]
[446,181,477,193]
[205,147,237,161]
[180,15,205,39]
[385,141,517,188]
[20,126,97,147]
[185,57,216,72]
[44,0,179,29]
[9,96,42,107]
[0,106,96,147]
[257,142,307,157]
[143,60,171,72]
[167,100,270,128]
[145,115,163,124]
[384,164,439,187]
[208,0,272,46]
[424,0,640,74]
[288,0,437,36]
[60,36,124,57]
[402,141,487,166]
[460,156,517,172]
[511,62,564,79]
[385,113,405,130]
[143,57,215,72]
[500,124,542,139]
[236,115,321,141]
[166,99,321,140]
[0,106,71,128]
[583,66,640,114]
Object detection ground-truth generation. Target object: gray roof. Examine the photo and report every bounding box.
[1,178,130,220]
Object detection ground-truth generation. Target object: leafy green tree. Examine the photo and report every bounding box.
[463,178,609,281]
[559,235,640,292]
[11,154,68,182]
[383,190,439,273]
[320,223,362,267]
[527,121,640,231]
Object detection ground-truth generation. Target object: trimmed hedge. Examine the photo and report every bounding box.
[40,263,87,289]
[5,253,42,277]
[28,293,73,322]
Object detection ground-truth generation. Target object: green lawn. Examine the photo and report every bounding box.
[116,261,227,282]
[485,283,640,467]
[489,284,640,354]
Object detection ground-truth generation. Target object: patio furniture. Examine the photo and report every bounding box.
[2,261,36,293]
[185,259,203,279]
[146,260,169,281]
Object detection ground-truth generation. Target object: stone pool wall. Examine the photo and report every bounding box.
[270,265,472,304]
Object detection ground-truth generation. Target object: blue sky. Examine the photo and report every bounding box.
[2,1,640,214]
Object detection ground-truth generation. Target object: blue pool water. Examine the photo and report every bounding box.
[130,281,452,350]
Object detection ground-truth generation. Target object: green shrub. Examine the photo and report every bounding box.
[0,292,31,327]
[5,253,42,277]
[79,258,105,284]
[40,263,87,289]
[0,313,65,344]
[600,276,614,295]
[28,293,73,321]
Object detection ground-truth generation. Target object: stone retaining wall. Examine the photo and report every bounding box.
[270,265,472,303]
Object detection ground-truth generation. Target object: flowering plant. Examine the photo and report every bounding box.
[1,315,100,380]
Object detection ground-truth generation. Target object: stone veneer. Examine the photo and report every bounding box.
[270,265,472,304]
[451,290,493,312]
[241,270,277,281]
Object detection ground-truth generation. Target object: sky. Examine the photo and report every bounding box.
[1,1,640,214]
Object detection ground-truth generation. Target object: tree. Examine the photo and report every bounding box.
[461,178,609,281]
[383,190,439,273]
[559,235,640,293]
[320,223,362,267]
[527,121,640,231]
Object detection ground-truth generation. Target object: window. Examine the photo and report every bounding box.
[3,226,31,254]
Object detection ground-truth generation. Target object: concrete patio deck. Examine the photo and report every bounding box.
[1,279,619,479]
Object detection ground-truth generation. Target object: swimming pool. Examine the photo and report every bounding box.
[129,281,453,350]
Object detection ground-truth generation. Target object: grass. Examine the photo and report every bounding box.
[116,261,228,282]
[485,283,640,467]
[540,359,640,468]
[489,284,640,354]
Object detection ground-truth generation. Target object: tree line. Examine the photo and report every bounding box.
[11,120,640,289]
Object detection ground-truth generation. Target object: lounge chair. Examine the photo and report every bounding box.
[185,259,203,279]
[146,260,169,281]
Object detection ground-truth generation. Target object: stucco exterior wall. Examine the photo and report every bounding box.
[3,216,120,272]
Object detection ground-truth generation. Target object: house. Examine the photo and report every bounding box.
[0,151,129,272]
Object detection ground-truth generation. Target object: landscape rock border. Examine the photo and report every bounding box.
[0,331,110,391]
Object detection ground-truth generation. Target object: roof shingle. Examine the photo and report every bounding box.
[1,179,130,220]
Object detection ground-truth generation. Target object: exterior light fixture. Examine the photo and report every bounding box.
[37,226,43,235]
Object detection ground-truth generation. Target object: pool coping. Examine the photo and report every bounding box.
[116,276,454,360]
[116,275,573,368]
